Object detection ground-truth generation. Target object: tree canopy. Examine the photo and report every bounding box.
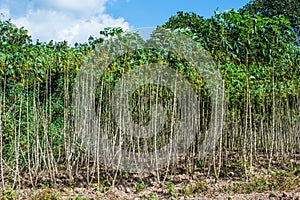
[240,0,300,37]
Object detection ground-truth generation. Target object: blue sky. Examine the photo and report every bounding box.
[0,0,250,44]
[106,0,250,28]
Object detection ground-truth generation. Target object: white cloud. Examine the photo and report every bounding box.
[1,0,130,44]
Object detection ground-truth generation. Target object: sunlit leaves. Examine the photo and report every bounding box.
[163,9,299,105]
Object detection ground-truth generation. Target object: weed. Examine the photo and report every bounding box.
[34,188,61,200]
[194,159,204,169]
[166,181,177,199]
[94,173,112,193]
[219,171,299,194]
[1,185,15,200]
[142,192,158,200]
[293,166,300,176]
[70,196,89,200]
[190,180,207,194]
[269,192,277,198]
[134,178,147,192]
[182,182,190,195]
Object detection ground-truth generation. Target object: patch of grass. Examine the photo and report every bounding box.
[194,159,204,169]
[271,170,300,191]
[166,181,177,199]
[220,170,299,194]
[69,196,89,200]
[293,166,300,176]
[223,161,246,179]
[182,182,190,195]
[93,173,112,193]
[33,188,61,200]
[1,185,15,200]
[121,171,130,179]
[141,192,158,200]
[190,180,207,194]
[181,180,207,196]
[134,178,147,192]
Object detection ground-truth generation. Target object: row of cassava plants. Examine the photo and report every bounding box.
[0,9,299,189]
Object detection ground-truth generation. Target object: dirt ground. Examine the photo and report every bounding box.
[20,182,299,200]
[12,172,300,199]
[2,152,299,199]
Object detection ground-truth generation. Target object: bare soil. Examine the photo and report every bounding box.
[1,152,299,199]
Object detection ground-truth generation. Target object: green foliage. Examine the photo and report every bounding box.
[166,181,177,199]
[134,178,147,192]
[182,180,207,196]
[240,0,300,39]
[95,44,209,153]
[162,11,206,37]
[163,8,299,116]
[0,19,31,51]
[0,17,91,168]
[190,180,207,194]
[94,173,112,193]
[70,197,89,200]
[220,170,299,194]
[142,192,158,200]
[33,188,61,200]
[0,3,299,190]
[1,185,15,200]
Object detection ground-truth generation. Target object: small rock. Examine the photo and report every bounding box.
[125,187,131,193]
[228,172,235,177]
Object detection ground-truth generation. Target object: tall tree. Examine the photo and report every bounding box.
[240,0,300,37]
